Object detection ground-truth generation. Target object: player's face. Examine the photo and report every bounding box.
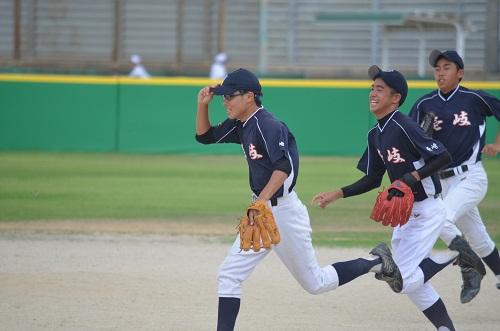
[433,58,464,93]
[369,78,400,118]
[223,91,255,121]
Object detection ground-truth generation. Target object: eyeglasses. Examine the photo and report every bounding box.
[223,92,246,101]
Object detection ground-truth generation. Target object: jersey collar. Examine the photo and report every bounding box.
[242,106,264,127]
[438,84,460,102]
[377,109,398,132]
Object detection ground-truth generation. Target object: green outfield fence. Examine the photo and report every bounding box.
[1,74,499,156]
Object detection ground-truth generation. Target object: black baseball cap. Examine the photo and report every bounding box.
[368,65,408,106]
[429,49,464,69]
[211,68,262,96]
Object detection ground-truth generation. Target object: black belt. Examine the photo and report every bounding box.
[439,165,468,179]
[270,197,278,206]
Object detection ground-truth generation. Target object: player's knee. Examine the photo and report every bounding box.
[302,283,324,295]
[299,279,336,295]
[470,239,495,258]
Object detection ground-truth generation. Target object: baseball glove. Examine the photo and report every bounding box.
[370,180,414,227]
[237,200,280,252]
[420,111,436,137]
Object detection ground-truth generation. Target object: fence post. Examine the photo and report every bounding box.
[13,0,21,61]
[112,0,122,70]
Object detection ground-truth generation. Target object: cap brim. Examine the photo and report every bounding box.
[210,84,238,95]
[368,65,382,79]
[429,49,444,67]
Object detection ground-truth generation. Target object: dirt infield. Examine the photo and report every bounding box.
[1,223,499,331]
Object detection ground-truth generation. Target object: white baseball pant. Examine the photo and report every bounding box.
[439,162,495,257]
[391,197,448,309]
[218,191,339,298]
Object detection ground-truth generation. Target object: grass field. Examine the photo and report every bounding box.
[1,152,498,248]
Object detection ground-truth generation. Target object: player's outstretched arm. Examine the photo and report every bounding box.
[312,174,382,209]
[482,132,500,157]
[311,189,343,209]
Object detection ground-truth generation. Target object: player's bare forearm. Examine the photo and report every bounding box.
[311,189,343,209]
[196,87,213,135]
[248,170,287,224]
[482,132,500,157]
[257,170,288,202]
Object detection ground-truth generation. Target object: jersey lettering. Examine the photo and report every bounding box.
[425,142,439,152]
[386,147,405,163]
[249,143,263,160]
[433,117,443,131]
[453,111,471,126]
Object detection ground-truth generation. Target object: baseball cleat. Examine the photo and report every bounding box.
[460,267,483,304]
[370,243,403,293]
[448,236,486,276]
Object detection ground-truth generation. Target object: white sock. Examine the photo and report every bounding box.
[365,255,382,273]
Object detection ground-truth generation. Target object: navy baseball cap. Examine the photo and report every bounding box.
[211,68,262,96]
[429,49,464,69]
[368,65,408,106]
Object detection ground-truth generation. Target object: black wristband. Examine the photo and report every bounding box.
[400,173,418,187]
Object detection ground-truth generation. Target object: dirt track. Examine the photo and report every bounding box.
[1,224,499,331]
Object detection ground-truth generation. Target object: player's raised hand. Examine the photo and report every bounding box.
[311,189,343,209]
[197,86,214,106]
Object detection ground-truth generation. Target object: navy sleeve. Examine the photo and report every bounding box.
[357,144,386,181]
[408,100,421,123]
[401,118,447,160]
[473,89,500,120]
[196,119,240,144]
[341,175,382,198]
[258,120,289,164]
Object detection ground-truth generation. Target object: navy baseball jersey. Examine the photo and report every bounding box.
[358,110,447,201]
[196,107,298,199]
[409,85,500,167]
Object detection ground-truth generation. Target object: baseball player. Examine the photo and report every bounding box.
[312,66,485,330]
[196,68,406,331]
[409,49,500,302]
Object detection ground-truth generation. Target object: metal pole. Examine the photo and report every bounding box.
[454,23,465,60]
[13,0,21,60]
[112,0,122,69]
[371,0,381,65]
[416,23,426,78]
[176,0,185,69]
[217,0,225,53]
[287,0,296,66]
[381,29,389,70]
[485,0,499,72]
[258,0,268,74]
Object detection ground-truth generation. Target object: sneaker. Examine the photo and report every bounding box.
[370,243,403,293]
[449,236,486,276]
[460,267,483,304]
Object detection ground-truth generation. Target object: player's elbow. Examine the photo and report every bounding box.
[195,128,215,144]
[439,150,453,169]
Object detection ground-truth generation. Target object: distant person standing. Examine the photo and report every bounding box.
[210,52,228,80]
[129,54,151,79]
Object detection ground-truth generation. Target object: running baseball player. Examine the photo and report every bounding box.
[409,49,500,302]
[312,66,485,330]
[196,68,405,331]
